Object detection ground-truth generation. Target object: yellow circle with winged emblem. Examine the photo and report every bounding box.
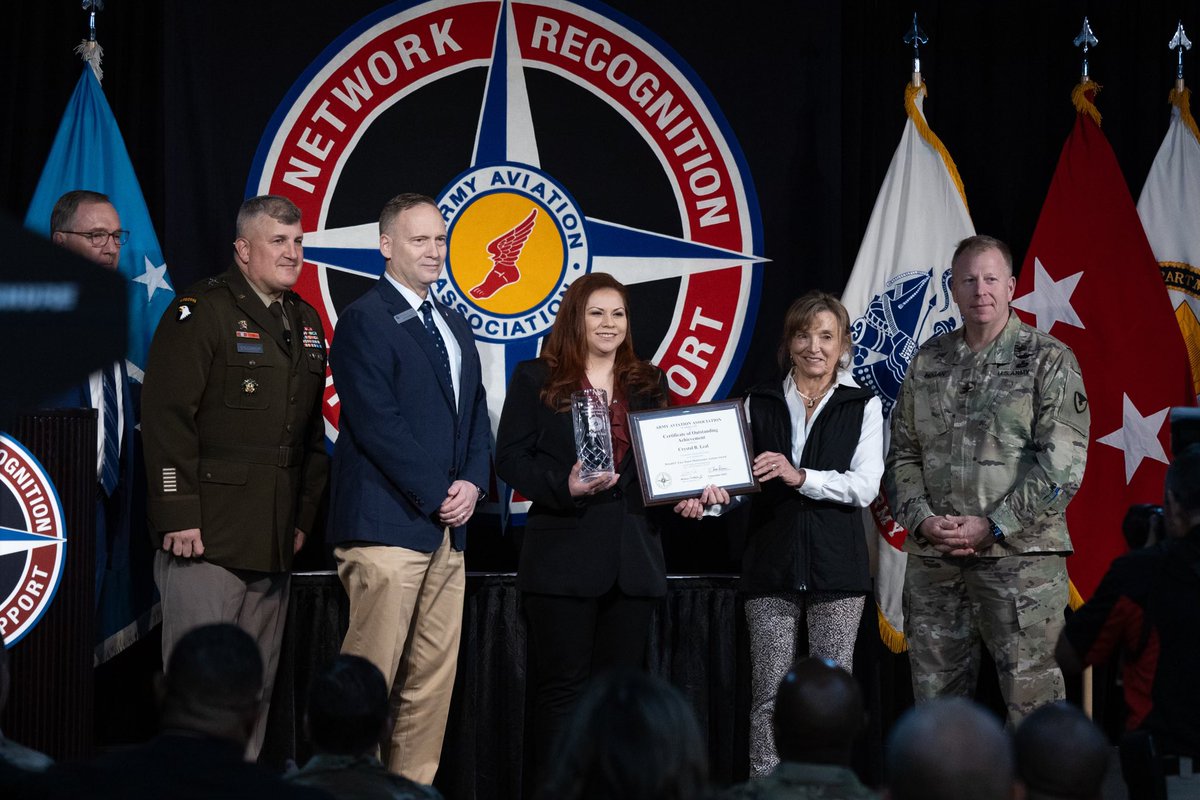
[448,193,564,316]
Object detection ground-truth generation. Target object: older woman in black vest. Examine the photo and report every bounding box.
[740,291,884,776]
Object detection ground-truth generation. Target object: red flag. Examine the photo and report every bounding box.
[1012,83,1194,601]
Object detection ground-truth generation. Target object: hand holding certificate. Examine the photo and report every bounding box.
[627,399,759,506]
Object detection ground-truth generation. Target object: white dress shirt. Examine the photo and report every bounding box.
[386,275,463,406]
[780,369,884,508]
[87,361,125,479]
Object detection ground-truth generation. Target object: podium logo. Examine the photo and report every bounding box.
[0,435,66,647]
[248,0,766,446]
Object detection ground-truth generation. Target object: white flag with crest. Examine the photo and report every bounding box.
[841,82,974,652]
[1136,85,1200,399]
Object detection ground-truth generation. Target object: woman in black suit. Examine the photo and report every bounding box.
[495,272,725,779]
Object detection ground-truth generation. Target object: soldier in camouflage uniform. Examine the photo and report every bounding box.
[885,235,1089,725]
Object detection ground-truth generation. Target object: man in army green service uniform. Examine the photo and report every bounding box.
[885,234,1090,725]
[141,195,329,758]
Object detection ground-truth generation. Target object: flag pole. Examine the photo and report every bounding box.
[1071,18,1102,128]
[74,0,105,81]
[1170,20,1192,94]
[904,12,928,89]
[1073,16,1099,85]
[1071,15,1101,721]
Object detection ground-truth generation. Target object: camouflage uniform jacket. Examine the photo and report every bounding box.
[716,762,878,800]
[886,314,1089,556]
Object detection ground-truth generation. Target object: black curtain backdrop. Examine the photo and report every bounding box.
[5,0,1189,394]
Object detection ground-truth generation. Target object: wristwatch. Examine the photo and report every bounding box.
[987,517,1005,544]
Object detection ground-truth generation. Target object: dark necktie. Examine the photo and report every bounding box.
[100,364,119,496]
[269,300,291,348]
[419,300,454,389]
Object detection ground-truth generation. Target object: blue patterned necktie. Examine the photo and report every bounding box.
[419,300,454,389]
[100,364,119,496]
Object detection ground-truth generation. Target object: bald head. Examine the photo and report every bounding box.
[886,698,1016,800]
[773,658,865,765]
[1016,702,1107,800]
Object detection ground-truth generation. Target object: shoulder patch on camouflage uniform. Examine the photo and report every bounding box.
[1052,358,1089,438]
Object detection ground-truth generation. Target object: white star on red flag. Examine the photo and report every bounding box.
[1096,393,1171,483]
[1011,257,1085,335]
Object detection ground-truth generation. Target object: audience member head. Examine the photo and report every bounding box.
[1121,503,1165,549]
[1015,702,1107,800]
[885,698,1018,800]
[158,623,263,746]
[773,657,865,766]
[50,189,123,269]
[1163,444,1200,538]
[305,654,389,756]
[539,670,708,800]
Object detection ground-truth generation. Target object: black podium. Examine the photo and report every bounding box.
[2,409,97,760]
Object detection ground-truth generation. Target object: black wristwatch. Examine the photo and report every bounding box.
[988,517,1005,544]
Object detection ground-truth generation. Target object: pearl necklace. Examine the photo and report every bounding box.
[793,374,834,409]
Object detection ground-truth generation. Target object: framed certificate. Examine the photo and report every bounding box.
[627,399,759,507]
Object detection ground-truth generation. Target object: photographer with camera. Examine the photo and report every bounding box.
[1056,445,1200,798]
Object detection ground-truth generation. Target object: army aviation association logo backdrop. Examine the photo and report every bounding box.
[0,435,67,647]
[248,0,765,445]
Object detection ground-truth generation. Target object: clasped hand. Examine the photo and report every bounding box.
[918,514,993,556]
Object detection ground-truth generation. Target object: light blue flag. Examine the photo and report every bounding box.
[24,66,174,380]
[24,65,170,662]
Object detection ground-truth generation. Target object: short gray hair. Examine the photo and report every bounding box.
[236,195,301,238]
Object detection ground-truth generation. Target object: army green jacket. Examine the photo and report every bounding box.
[142,268,329,573]
[886,314,1089,556]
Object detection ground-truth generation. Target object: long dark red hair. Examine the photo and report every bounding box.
[539,273,664,411]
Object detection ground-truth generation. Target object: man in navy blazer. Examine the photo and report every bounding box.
[328,193,491,783]
[44,190,138,627]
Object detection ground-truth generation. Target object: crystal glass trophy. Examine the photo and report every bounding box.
[572,388,615,479]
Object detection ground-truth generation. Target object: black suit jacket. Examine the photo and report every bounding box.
[495,359,668,598]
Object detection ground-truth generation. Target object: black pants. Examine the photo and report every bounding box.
[522,587,658,783]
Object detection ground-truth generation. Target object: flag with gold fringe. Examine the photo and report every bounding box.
[1012,82,1193,603]
[1137,84,1200,400]
[841,81,974,653]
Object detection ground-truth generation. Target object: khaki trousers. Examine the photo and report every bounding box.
[154,550,290,760]
[335,529,465,784]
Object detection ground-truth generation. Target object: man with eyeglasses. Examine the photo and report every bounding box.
[45,190,137,613]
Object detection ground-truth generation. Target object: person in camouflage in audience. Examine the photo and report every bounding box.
[885,234,1090,725]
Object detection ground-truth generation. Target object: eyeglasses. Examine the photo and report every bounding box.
[59,229,130,247]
